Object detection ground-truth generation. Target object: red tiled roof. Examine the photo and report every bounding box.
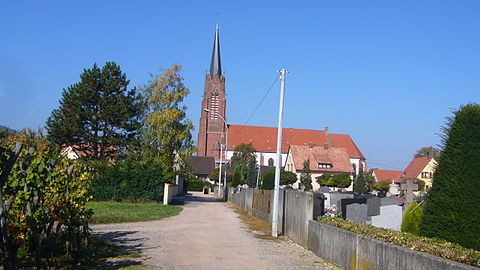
[371,168,403,183]
[396,156,434,183]
[289,145,353,173]
[227,125,365,159]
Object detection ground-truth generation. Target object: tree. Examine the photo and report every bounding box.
[46,62,142,160]
[372,181,390,192]
[261,169,298,190]
[317,173,351,188]
[143,64,195,179]
[230,143,257,187]
[208,167,232,185]
[414,146,440,158]
[419,104,480,250]
[401,201,424,235]
[299,160,313,191]
[353,171,375,193]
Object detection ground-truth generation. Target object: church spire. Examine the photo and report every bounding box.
[209,24,222,77]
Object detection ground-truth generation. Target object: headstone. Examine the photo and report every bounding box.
[401,179,418,211]
[377,190,386,198]
[371,205,403,231]
[323,193,331,208]
[346,203,368,223]
[320,186,330,193]
[330,192,355,209]
[366,197,381,216]
[381,197,402,206]
[313,193,327,219]
[341,198,367,219]
[389,182,400,195]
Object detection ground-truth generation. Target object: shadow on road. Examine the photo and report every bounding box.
[171,192,224,205]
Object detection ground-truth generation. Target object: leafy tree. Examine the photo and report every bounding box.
[372,181,390,192]
[317,173,351,188]
[414,146,440,158]
[261,169,298,190]
[415,178,425,191]
[401,201,424,235]
[230,143,257,187]
[353,171,375,193]
[299,160,313,191]
[208,167,232,185]
[142,64,195,179]
[420,104,480,250]
[46,62,142,160]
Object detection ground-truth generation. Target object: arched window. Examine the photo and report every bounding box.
[210,93,219,120]
[268,158,274,166]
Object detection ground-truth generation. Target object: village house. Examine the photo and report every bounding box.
[396,156,437,189]
[371,168,403,183]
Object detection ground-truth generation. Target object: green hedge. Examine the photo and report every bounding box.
[91,159,169,202]
[318,217,480,267]
[187,178,207,191]
[401,201,423,235]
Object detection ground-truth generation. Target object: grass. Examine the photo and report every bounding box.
[88,201,182,224]
[230,204,279,241]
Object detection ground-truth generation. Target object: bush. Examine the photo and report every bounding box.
[91,158,168,202]
[319,217,480,267]
[317,173,352,188]
[420,104,480,250]
[261,169,298,190]
[372,181,390,192]
[187,178,206,191]
[401,201,424,235]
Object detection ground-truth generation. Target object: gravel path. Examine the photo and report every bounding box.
[92,192,339,270]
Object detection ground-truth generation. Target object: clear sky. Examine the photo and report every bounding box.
[1,1,479,169]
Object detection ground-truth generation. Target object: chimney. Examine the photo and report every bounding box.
[324,143,329,150]
[325,127,329,132]
[308,142,315,148]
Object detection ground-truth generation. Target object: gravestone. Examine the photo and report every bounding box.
[371,205,403,231]
[313,193,327,219]
[341,198,367,219]
[320,186,330,193]
[346,203,368,223]
[330,192,355,209]
[401,179,418,211]
[366,197,381,216]
[323,193,331,208]
[389,181,400,195]
[381,197,402,206]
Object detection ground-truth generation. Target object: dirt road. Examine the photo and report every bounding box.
[92,192,338,270]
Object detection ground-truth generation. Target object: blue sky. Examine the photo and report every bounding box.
[1,1,479,169]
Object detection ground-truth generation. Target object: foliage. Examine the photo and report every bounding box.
[414,146,440,158]
[90,158,167,202]
[316,173,351,188]
[186,178,208,191]
[87,202,181,224]
[46,62,143,160]
[208,168,232,186]
[261,169,298,190]
[415,178,425,191]
[372,181,390,192]
[230,143,257,187]
[353,171,375,193]
[142,64,195,179]
[0,133,93,268]
[299,160,313,191]
[318,217,480,267]
[401,201,424,235]
[420,104,480,250]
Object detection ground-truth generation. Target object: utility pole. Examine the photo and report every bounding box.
[272,69,288,237]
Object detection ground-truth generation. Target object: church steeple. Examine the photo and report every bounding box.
[209,24,222,77]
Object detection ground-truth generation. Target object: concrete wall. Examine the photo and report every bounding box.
[163,183,178,205]
[308,220,477,270]
[284,190,313,247]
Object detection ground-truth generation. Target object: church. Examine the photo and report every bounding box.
[196,26,367,179]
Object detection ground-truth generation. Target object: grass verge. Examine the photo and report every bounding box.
[230,204,278,240]
[88,201,182,224]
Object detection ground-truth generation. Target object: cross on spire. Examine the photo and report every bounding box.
[209,24,222,77]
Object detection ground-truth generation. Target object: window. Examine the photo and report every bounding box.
[268,158,274,166]
[421,172,432,179]
[318,163,332,169]
[210,93,219,120]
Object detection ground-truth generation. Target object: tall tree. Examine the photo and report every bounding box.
[143,64,194,178]
[414,146,440,158]
[420,104,480,250]
[299,160,313,191]
[230,143,257,187]
[353,171,375,193]
[46,62,142,160]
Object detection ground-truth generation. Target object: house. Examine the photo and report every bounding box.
[284,144,354,190]
[371,168,403,183]
[396,156,437,189]
[195,25,368,177]
[186,156,215,181]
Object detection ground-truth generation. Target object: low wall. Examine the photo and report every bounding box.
[307,220,477,270]
[284,190,313,247]
[163,183,178,205]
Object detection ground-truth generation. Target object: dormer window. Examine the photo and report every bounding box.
[318,163,332,169]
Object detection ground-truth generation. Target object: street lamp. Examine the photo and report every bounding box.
[204,108,228,200]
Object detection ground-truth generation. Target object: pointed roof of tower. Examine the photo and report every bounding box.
[209,24,222,76]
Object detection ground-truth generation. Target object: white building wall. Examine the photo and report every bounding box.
[225,150,287,167]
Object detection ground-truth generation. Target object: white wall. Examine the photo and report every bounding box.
[225,150,287,167]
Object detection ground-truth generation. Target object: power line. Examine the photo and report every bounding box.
[241,75,279,126]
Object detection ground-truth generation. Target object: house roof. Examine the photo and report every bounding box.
[288,145,353,173]
[396,156,435,183]
[371,169,403,183]
[186,156,215,176]
[227,125,365,159]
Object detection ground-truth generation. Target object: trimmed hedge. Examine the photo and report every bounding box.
[187,178,207,191]
[318,217,480,267]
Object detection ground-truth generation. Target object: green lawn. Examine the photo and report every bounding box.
[88,201,182,224]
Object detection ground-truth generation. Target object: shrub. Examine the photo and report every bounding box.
[317,173,352,188]
[372,181,390,192]
[401,201,424,235]
[299,160,313,191]
[187,178,206,191]
[319,217,480,267]
[420,104,480,250]
[261,169,298,190]
[232,171,242,187]
[90,158,168,202]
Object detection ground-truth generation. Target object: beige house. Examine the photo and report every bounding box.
[397,156,437,189]
[284,145,354,190]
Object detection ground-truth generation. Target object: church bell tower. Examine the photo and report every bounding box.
[197,25,226,162]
